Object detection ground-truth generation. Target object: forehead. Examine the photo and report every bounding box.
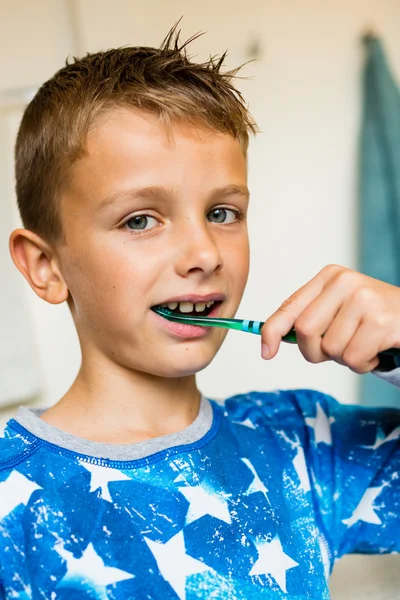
[65,107,248,208]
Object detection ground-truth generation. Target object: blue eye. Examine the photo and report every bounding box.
[124,215,159,232]
[207,207,239,224]
[122,207,242,233]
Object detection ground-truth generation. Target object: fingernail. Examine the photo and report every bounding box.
[261,343,270,359]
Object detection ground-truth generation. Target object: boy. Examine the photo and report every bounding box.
[1,25,399,599]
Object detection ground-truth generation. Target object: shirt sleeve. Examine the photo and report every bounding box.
[292,389,400,563]
[374,364,400,387]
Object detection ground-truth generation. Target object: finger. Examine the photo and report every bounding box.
[294,279,356,363]
[280,267,360,363]
[321,287,386,369]
[319,296,363,365]
[341,317,386,374]
[261,272,327,359]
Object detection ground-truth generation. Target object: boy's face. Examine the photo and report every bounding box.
[57,108,249,378]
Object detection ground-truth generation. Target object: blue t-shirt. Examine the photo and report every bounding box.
[0,389,399,599]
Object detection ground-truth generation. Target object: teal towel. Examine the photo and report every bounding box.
[359,36,400,407]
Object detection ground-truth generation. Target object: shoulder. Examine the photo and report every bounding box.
[220,388,338,428]
[219,389,400,451]
[0,418,39,476]
[214,388,348,449]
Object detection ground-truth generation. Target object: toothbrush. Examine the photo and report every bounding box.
[151,306,400,358]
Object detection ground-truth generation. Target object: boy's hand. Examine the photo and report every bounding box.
[261,265,400,373]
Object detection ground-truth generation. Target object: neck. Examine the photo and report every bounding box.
[41,353,201,443]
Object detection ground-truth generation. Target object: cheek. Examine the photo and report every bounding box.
[64,238,170,326]
[63,248,144,317]
[226,236,250,289]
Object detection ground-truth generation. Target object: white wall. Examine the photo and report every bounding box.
[0,109,42,407]
[1,0,400,425]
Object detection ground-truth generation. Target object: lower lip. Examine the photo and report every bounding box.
[150,302,222,339]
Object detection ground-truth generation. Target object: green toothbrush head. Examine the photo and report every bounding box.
[151,306,175,319]
[151,305,214,327]
[151,306,195,323]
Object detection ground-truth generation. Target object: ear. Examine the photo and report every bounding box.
[9,228,69,304]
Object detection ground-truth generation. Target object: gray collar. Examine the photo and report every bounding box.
[12,395,214,462]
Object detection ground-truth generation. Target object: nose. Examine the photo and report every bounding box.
[173,217,224,279]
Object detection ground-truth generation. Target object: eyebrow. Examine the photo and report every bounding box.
[97,184,250,211]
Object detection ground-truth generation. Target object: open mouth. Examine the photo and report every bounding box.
[152,300,222,318]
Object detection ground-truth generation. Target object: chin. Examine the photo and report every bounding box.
[153,351,217,379]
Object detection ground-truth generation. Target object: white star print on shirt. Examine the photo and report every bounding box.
[276,432,311,493]
[249,535,299,593]
[292,446,311,493]
[179,482,231,524]
[241,458,270,503]
[233,418,256,429]
[79,461,130,502]
[56,541,134,599]
[362,426,400,450]
[0,470,41,519]
[144,531,210,600]
[305,403,335,445]
[342,484,386,527]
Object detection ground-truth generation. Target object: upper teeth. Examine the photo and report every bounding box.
[160,300,215,313]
